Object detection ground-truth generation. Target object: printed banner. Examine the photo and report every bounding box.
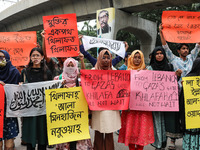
[80,70,130,110]
[45,87,90,145]
[0,32,37,66]
[130,70,179,111]
[97,7,115,39]
[0,85,4,138]
[183,76,200,129]
[4,80,62,117]
[43,13,79,57]
[162,11,200,43]
[82,35,125,58]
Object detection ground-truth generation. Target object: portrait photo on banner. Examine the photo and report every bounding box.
[97,8,115,39]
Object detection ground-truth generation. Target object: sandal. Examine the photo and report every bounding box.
[168,141,176,150]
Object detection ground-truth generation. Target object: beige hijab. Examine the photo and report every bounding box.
[127,50,146,70]
[95,50,112,70]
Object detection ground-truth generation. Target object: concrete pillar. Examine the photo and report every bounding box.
[114,9,157,63]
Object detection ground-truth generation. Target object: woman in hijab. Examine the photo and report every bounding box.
[147,46,173,150]
[118,50,155,150]
[0,50,20,150]
[54,58,79,87]
[91,48,121,150]
[179,58,200,150]
[55,57,93,150]
[147,46,182,150]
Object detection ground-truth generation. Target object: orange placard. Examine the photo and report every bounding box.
[0,85,4,138]
[0,32,37,66]
[162,11,200,43]
[43,14,79,57]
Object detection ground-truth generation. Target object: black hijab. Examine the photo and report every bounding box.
[150,46,171,71]
[186,58,200,77]
[0,50,20,84]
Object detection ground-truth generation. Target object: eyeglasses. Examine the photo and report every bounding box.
[31,54,41,58]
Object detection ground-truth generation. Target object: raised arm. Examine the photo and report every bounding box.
[78,53,85,69]
[159,23,167,46]
[159,24,176,62]
[79,35,97,67]
[189,43,200,61]
[41,30,51,63]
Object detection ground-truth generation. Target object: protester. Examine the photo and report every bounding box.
[16,65,26,74]
[0,50,20,150]
[147,46,182,150]
[54,56,92,150]
[79,35,128,67]
[179,58,200,150]
[159,23,200,88]
[119,52,131,70]
[159,23,200,149]
[118,50,155,150]
[41,30,64,77]
[90,48,121,150]
[21,47,52,150]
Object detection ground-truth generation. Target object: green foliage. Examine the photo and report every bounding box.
[116,30,140,53]
[78,20,98,61]
[37,30,42,48]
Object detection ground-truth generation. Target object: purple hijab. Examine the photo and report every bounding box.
[0,50,20,84]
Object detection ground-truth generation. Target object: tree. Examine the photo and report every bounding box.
[78,20,98,58]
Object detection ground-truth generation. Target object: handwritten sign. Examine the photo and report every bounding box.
[82,35,125,58]
[45,87,90,145]
[162,11,200,43]
[0,32,36,66]
[130,70,179,111]
[183,76,200,129]
[0,85,4,138]
[43,13,79,57]
[4,80,62,117]
[80,70,130,110]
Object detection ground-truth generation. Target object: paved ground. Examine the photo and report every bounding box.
[13,118,183,150]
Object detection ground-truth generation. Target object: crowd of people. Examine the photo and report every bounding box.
[0,23,200,150]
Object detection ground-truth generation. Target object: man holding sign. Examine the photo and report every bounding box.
[160,23,200,88]
[160,11,200,149]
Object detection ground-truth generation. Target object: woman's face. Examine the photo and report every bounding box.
[67,61,74,67]
[0,52,5,61]
[102,54,111,67]
[155,50,164,62]
[133,53,141,66]
[30,51,44,65]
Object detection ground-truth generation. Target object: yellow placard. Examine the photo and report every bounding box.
[183,76,200,129]
[45,87,90,145]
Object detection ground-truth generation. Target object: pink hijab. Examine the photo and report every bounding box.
[62,58,79,87]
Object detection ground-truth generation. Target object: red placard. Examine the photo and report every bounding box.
[162,11,200,43]
[0,32,37,66]
[80,70,130,110]
[43,13,79,57]
[0,85,5,138]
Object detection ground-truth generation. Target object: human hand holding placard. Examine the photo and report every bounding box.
[162,11,200,43]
